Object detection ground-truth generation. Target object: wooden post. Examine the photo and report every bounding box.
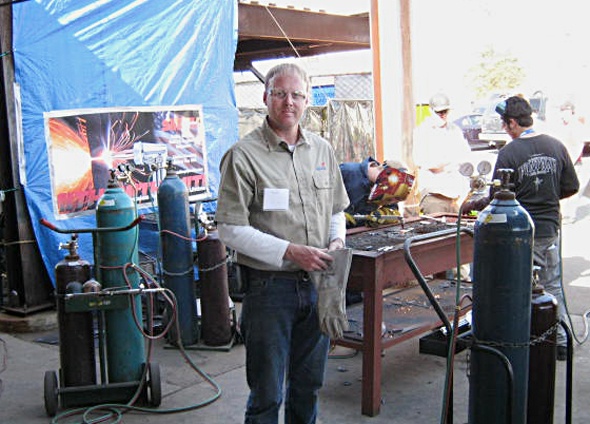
[370,0,417,214]
[0,7,53,314]
[370,0,414,165]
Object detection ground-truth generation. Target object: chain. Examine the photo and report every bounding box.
[471,322,560,349]
[163,255,230,276]
[465,322,559,380]
[162,267,194,277]
[197,256,230,273]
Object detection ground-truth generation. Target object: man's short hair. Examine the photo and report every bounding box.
[499,96,534,127]
[264,63,310,94]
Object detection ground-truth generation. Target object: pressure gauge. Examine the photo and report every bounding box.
[459,162,474,177]
[477,160,492,175]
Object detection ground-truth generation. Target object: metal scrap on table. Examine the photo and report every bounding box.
[346,218,475,252]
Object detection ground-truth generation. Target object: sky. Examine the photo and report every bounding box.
[248,0,590,117]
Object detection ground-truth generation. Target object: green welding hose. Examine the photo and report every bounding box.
[440,205,469,424]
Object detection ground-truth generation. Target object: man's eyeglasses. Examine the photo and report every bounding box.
[435,109,449,116]
[268,89,307,101]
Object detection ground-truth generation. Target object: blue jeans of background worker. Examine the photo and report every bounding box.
[534,233,566,347]
[240,273,330,424]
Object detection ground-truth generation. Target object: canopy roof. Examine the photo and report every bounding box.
[235,2,370,72]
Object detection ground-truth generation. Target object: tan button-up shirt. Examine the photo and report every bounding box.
[216,118,349,271]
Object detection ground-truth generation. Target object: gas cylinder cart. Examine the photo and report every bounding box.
[39,171,164,416]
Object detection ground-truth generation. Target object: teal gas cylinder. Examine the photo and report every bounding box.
[96,175,145,383]
[468,169,534,424]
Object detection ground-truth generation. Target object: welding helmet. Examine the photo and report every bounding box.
[429,93,451,113]
[368,166,415,206]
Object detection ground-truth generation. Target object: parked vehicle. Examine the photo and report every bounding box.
[478,94,510,149]
[478,91,548,149]
[453,113,490,150]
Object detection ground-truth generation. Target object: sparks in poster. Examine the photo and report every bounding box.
[44,105,209,219]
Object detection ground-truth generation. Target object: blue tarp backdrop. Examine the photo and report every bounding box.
[12,0,239,285]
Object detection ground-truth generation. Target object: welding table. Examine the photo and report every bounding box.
[337,216,474,416]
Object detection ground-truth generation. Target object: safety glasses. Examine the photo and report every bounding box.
[268,89,307,102]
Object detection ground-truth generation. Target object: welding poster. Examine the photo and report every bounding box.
[44,105,209,219]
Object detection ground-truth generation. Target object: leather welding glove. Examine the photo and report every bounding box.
[309,248,353,340]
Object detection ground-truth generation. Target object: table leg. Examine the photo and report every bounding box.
[361,282,383,416]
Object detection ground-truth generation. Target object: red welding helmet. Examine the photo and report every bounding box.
[368,167,415,206]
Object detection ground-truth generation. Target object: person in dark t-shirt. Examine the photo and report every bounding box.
[491,95,579,360]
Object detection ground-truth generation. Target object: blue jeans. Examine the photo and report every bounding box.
[240,271,329,424]
[534,234,565,346]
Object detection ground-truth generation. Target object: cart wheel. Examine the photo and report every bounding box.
[44,370,59,416]
[148,362,161,407]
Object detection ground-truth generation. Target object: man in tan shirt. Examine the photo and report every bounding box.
[216,63,349,424]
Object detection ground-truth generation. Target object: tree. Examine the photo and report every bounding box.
[465,47,526,99]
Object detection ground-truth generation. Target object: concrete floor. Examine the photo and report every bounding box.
[2,180,590,423]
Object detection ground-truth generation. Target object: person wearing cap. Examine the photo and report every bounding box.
[491,95,579,361]
[413,92,472,214]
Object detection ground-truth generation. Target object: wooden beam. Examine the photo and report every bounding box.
[238,3,370,46]
[234,39,369,71]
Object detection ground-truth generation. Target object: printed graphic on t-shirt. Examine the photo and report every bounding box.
[517,155,557,188]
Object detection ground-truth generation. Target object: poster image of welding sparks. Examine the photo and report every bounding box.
[44,105,209,219]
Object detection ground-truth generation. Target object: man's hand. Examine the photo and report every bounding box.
[328,238,345,251]
[284,243,333,271]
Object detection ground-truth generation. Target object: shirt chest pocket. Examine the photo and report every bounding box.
[312,172,332,190]
[312,172,333,210]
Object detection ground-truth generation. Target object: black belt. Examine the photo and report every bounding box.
[240,265,310,281]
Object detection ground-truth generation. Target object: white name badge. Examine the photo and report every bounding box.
[263,188,289,211]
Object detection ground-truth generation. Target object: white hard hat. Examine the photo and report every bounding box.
[429,93,451,112]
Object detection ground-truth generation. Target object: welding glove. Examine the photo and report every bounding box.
[367,207,401,227]
[309,248,353,340]
[344,212,357,227]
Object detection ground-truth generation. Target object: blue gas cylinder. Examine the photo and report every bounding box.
[158,165,198,346]
[96,174,145,383]
[468,170,534,424]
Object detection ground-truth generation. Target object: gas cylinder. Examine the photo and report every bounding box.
[468,169,534,424]
[55,235,96,387]
[158,163,198,346]
[197,231,232,346]
[527,283,558,424]
[96,172,144,383]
